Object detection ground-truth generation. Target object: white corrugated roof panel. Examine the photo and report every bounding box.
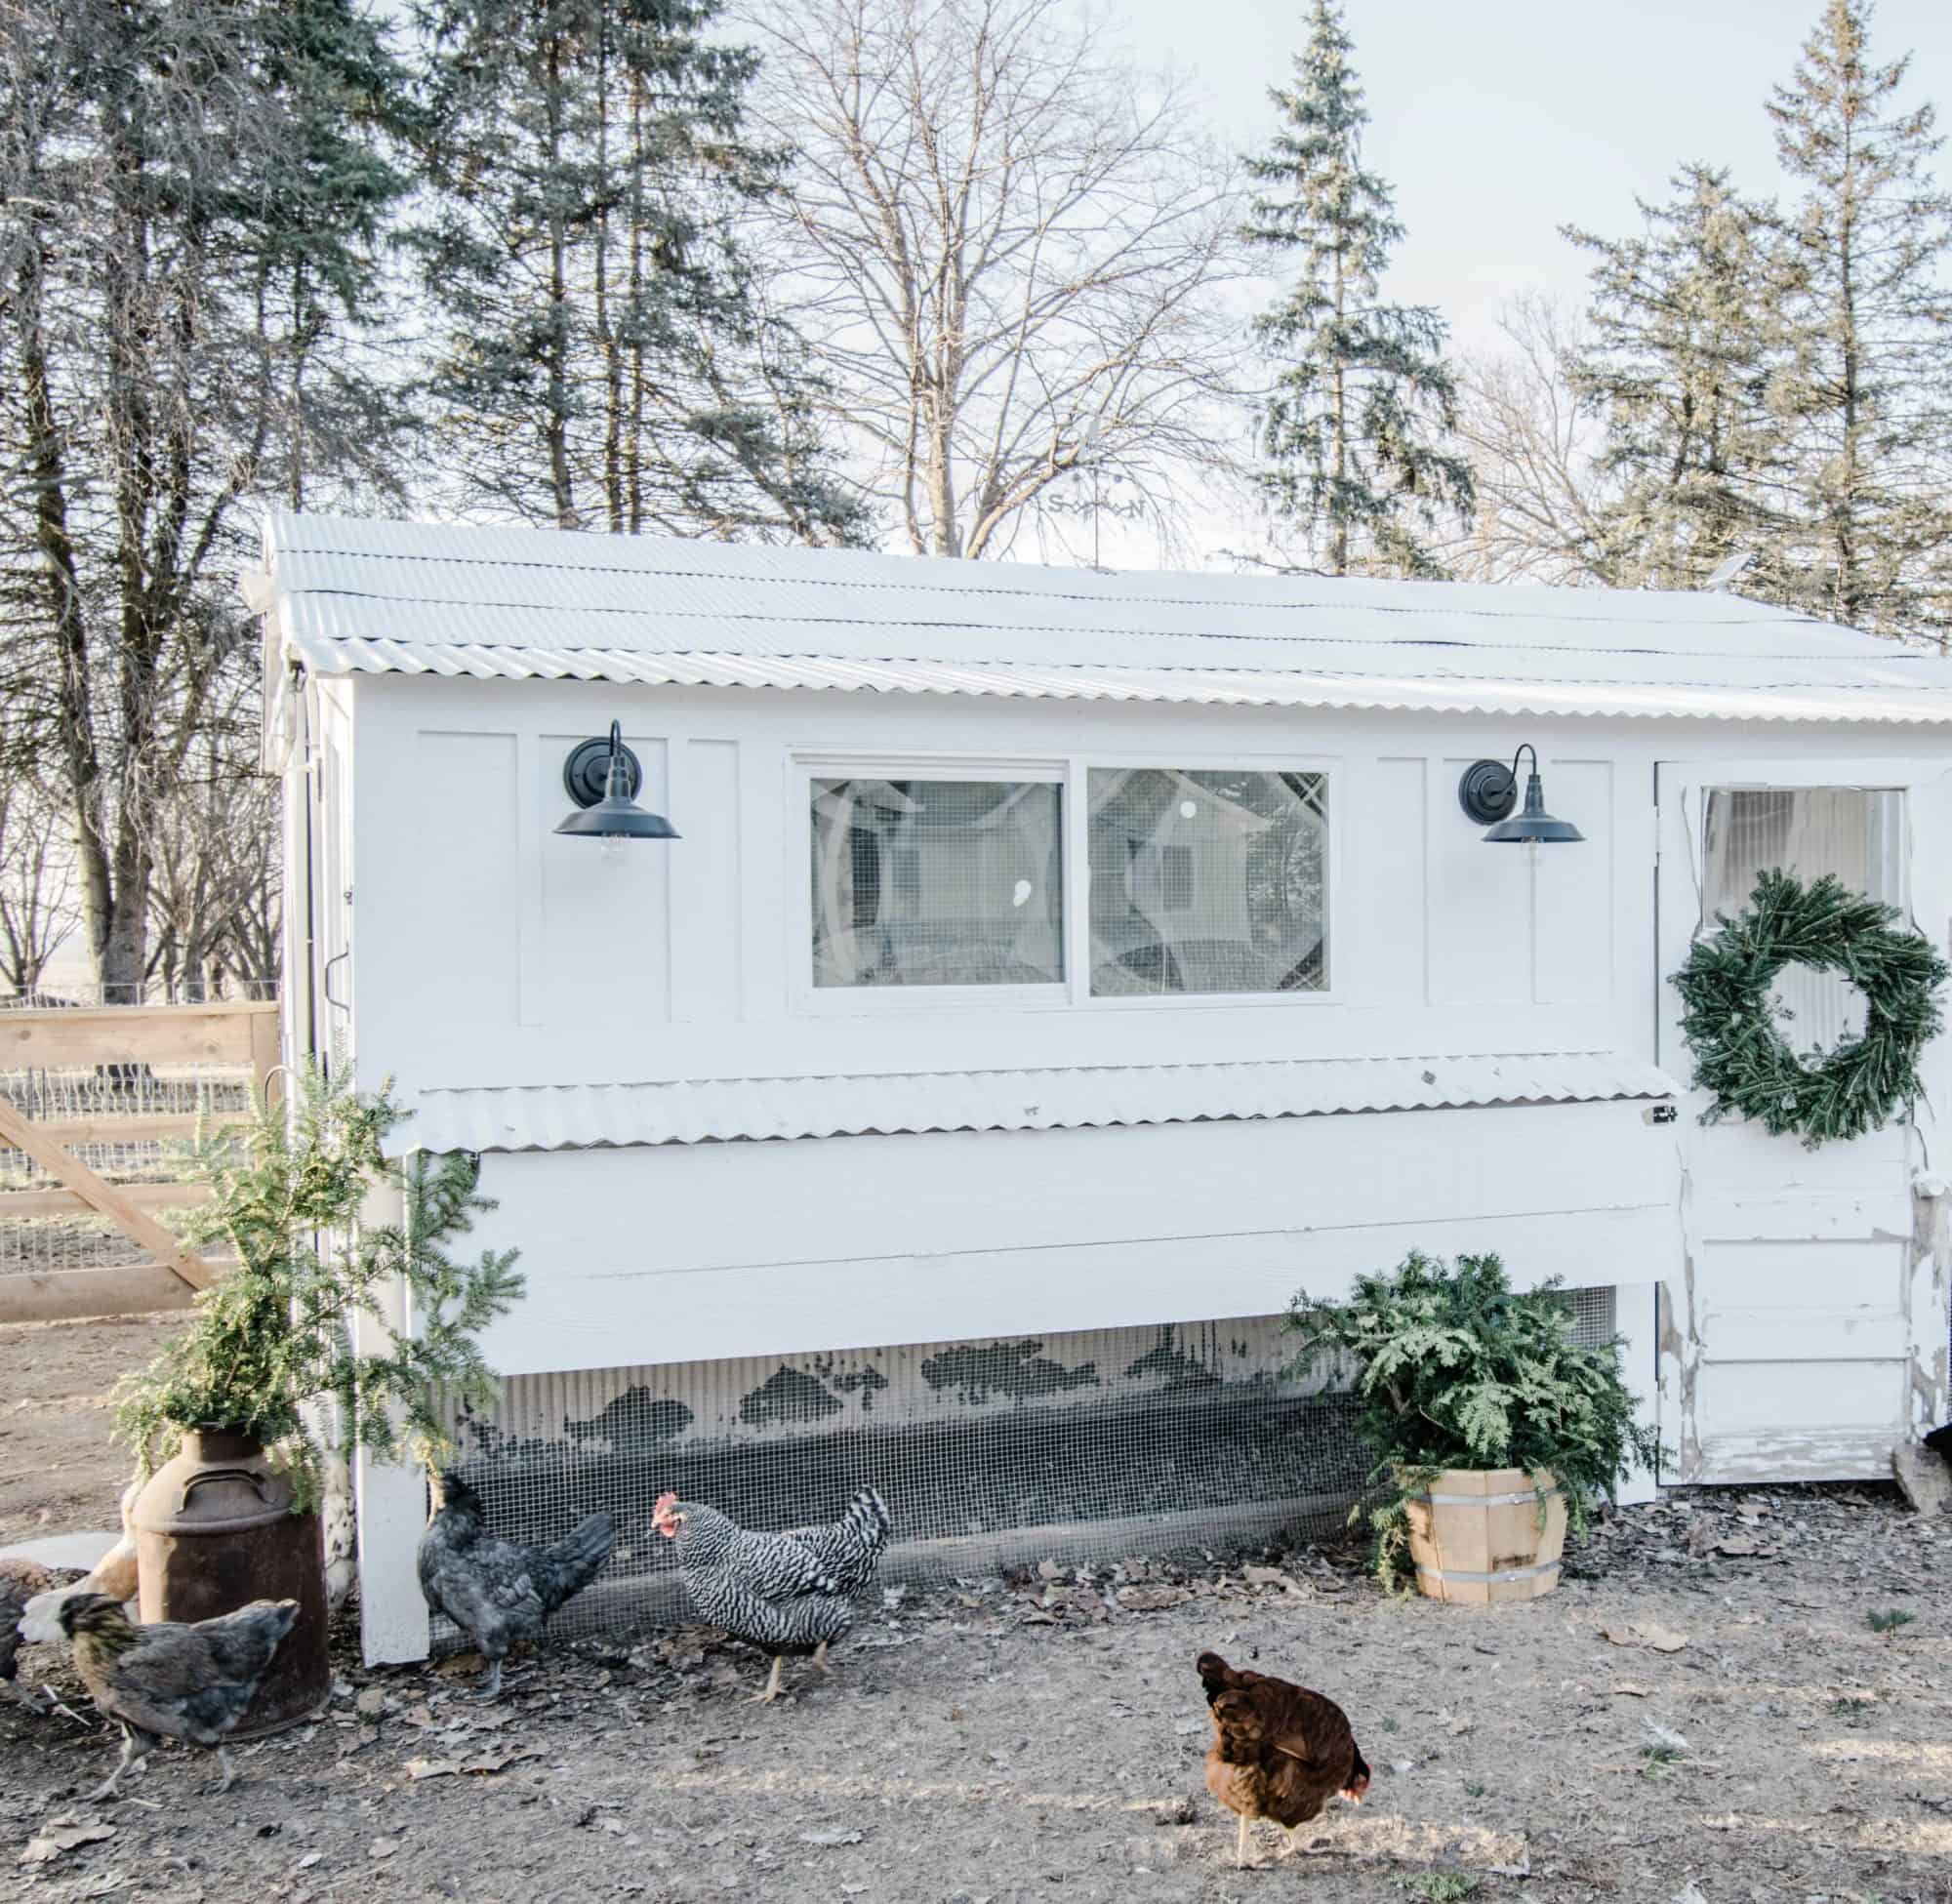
[257,510,1952,723]
[394,1052,1679,1154]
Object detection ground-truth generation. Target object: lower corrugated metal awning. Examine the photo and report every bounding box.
[393,1050,1679,1155]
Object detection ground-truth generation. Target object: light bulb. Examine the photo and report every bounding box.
[599,834,628,869]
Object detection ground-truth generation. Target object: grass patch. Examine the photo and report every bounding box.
[1829,1694,1876,1719]
[1405,1877,1481,1903]
[1865,1608,1916,1634]
[1462,1780,1486,1798]
[1640,1743,1685,1779]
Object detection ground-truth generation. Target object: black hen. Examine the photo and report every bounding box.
[418,1470,614,1698]
[2,1560,56,1706]
[59,1592,298,1799]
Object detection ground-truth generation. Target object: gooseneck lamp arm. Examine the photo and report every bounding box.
[1456,744,1584,844]
[553,719,680,841]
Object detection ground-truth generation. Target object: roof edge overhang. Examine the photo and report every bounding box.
[386,1052,1681,1156]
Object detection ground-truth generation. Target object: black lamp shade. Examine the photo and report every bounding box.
[1482,769,1583,844]
[555,799,679,840]
[554,721,680,841]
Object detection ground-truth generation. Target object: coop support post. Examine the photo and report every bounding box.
[352,1169,431,1666]
[1614,1280,1660,1505]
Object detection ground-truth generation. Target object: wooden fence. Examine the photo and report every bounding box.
[0,1000,279,1324]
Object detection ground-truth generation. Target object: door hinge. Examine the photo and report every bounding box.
[1646,1101,1679,1125]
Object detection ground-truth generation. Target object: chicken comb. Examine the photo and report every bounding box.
[653,1491,678,1516]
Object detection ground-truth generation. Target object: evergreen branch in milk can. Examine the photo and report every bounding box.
[114,1061,525,1511]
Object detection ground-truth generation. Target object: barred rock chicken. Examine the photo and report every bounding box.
[653,1486,890,1704]
[1197,1650,1370,1869]
[58,1592,298,1799]
[418,1470,615,1699]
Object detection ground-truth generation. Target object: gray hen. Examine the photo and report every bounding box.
[418,1470,615,1698]
[2,1560,57,1705]
[59,1591,298,1799]
[653,1486,889,1703]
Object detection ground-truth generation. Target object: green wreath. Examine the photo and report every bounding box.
[1671,869,1948,1147]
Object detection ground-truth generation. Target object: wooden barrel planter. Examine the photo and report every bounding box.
[1404,1467,1566,1604]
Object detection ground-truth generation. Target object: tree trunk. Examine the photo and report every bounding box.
[544,31,578,529]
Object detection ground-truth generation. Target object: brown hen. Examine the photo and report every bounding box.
[1196,1650,1370,1869]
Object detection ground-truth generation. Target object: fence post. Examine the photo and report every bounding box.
[250,1007,283,1114]
[351,1165,432,1666]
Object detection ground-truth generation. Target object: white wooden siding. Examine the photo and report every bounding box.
[461,1102,1679,1378]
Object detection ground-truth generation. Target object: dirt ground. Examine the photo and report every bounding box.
[0,1315,183,1549]
[1,1452,1947,1904]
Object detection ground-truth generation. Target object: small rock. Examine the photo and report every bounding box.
[368,1838,401,1861]
[354,1687,387,1719]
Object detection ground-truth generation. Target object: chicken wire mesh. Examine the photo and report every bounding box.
[0,1060,257,1279]
[432,1287,1624,1648]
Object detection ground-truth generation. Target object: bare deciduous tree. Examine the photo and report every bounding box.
[745,0,1246,560]
[0,763,77,998]
[1444,296,1619,587]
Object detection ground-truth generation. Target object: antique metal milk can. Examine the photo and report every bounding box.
[131,1430,331,1735]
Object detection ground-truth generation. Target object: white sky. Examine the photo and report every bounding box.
[1118,0,1952,358]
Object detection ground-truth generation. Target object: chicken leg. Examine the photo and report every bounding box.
[749,1656,786,1705]
[86,1724,145,1803]
[811,1640,834,1678]
[475,1657,505,1701]
[1235,1813,1252,1870]
[209,1745,238,1797]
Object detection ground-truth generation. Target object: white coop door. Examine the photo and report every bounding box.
[1655,759,1952,1484]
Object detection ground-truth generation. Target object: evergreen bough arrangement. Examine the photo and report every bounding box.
[1287,1250,1661,1591]
[1671,870,1947,1148]
[116,1063,525,1510]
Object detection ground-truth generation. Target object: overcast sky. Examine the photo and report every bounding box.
[1121,0,1952,357]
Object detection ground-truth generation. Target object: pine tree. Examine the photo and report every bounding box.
[0,0,415,995]
[1242,0,1471,578]
[1566,165,1794,593]
[409,0,863,544]
[1766,0,1952,637]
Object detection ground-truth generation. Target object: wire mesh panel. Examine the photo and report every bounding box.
[809,778,1065,987]
[1088,769,1327,995]
[436,1310,1380,1646]
[0,1062,255,1280]
[1551,1282,1618,1350]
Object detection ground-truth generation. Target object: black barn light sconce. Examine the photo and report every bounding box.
[1457,744,1584,844]
[555,720,679,860]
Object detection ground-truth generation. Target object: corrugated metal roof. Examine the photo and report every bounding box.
[394,1051,1679,1154]
[258,510,1952,723]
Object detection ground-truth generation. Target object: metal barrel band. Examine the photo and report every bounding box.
[1415,1560,1563,1586]
[1416,1485,1564,1509]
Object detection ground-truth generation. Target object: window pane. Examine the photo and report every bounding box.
[1701,787,1903,1061]
[811,779,1064,988]
[1088,769,1328,995]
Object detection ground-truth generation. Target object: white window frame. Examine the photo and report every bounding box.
[1074,749,1343,1012]
[788,748,1346,1016]
[790,750,1073,1015]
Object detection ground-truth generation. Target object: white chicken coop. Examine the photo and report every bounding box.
[246,513,1952,1664]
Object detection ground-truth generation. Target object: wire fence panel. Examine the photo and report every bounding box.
[432,1288,1624,1648]
[0,993,274,1303]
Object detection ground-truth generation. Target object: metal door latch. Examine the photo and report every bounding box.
[1645,1101,1679,1125]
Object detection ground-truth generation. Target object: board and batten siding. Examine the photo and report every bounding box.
[341,677,1660,1093]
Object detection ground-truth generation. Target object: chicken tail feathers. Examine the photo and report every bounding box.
[534,1513,615,1614]
[840,1487,891,1558]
